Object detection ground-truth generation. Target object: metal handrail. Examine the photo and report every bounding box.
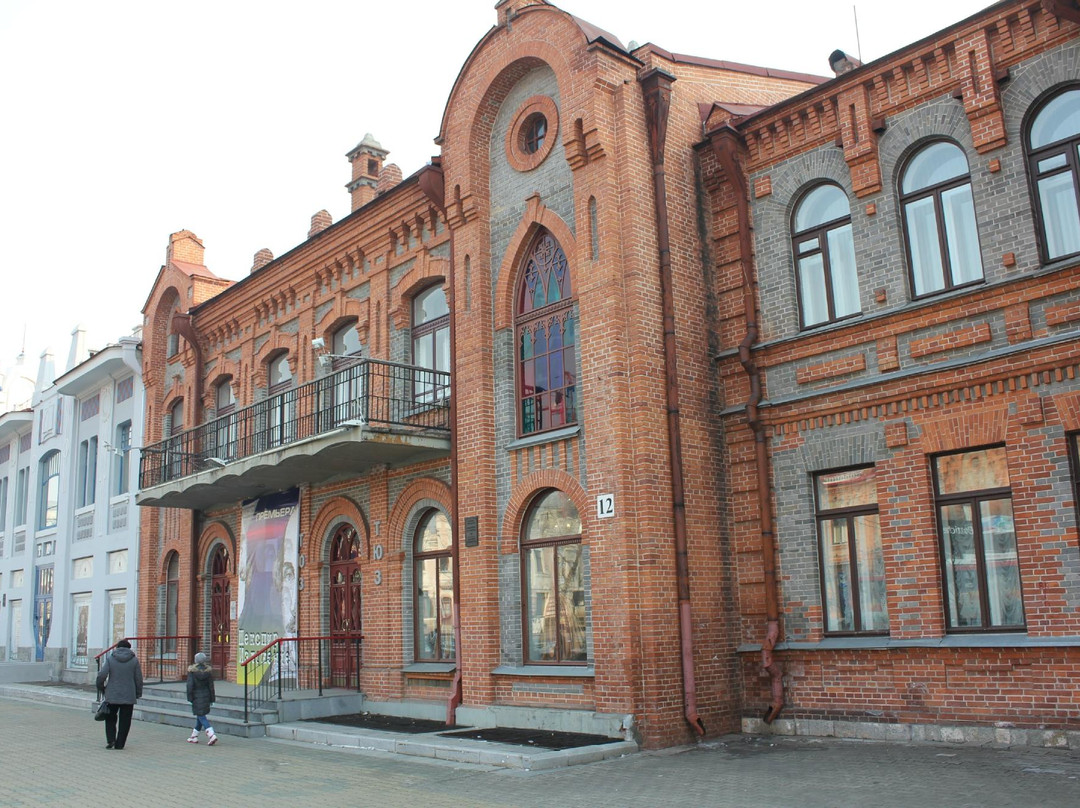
[241,634,363,722]
[140,359,449,488]
[94,635,199,684]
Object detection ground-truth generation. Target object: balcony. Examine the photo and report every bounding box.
[137,359,450,510]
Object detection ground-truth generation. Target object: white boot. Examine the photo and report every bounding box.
[187,729,199,744]
[206,727,218,746]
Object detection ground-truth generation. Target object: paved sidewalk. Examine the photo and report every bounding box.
[1,696,1078,807]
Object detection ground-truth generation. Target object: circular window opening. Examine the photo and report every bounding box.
[522,113,548,155]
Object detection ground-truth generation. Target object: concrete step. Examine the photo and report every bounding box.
[266,721,638,770]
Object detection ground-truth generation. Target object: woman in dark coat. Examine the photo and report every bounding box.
[185,652,218,745]
[95,639,143,750]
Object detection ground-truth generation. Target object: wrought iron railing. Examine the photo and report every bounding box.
[140,359,450,488]
[241,635,362,721]
[94,635,199,683]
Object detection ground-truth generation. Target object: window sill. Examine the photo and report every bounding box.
[506,425,580,452]
[738,633,1080,652]
[402,662,456,675]
[492,664,594,678]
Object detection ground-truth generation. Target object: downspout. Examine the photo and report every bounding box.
[641,67,706,737]
[712,127,784,724]
[419,163,463,725]
[170,310,205,641]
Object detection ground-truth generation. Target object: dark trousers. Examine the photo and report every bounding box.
[104,704,134,749]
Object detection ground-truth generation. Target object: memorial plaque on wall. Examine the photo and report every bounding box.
[464,516,479,547]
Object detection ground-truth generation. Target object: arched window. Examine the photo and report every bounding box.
[165,552,180,652]
[516,231,577,436]
[413,510,454,661]
[1027,87,1080,262]
[412,285,450,403]
[329,322,364,425]
[266,353,295,448]
[332,322,363,367]
[792,184,860,328]
[213,378,236,458]
[38,450,60,529]
[900,141,983,297]
[166,399,184,480]
[521,490,586,664]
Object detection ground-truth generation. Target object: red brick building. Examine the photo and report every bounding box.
[703,0,1080,743]
[136,0,1080,749]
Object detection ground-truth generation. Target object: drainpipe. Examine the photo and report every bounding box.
[170,310,205,641]
[419,162,463,725]
[641,67,706,737]
[712,126,784,724]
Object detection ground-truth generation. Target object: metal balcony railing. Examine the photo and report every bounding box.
[140,360,449,488]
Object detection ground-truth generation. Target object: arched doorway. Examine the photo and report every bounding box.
[328,524,362,687]
[210,546,231,677]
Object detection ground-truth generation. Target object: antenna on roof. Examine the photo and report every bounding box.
[853,5,863,63]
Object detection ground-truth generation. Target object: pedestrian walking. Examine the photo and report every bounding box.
[94,639,144,750]
[185,652,218,745]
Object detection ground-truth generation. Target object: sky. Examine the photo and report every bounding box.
[0,0,994,379]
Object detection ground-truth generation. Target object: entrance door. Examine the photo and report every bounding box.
[210,546,231,678]
[33,566,53,662]
[328,524,362,688]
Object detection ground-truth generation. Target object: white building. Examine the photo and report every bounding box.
[0,328,143,683]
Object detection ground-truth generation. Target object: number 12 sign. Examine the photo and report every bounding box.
[596,493,615,519]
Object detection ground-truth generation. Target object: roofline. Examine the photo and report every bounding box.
[190,165,430,316]
[637,43,828,86]
[716,0,1015,133]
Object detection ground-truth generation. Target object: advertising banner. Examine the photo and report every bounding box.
[237,488,299,683]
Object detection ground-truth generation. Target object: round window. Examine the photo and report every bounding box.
[522,113,548,155]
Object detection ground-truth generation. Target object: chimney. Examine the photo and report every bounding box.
[166,230,205,265]
[828,49,862,76]
[66,324,89,372]
[496,0,545,26]
[308,210,332,239]
[346,133,388,212]
[251,248,274,274]
[376,163,403,197]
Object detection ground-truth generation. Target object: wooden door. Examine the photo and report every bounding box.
[328,525,361,687]
[210,547,231,678]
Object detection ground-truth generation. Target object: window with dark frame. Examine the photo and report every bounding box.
[115,421,131,496]
[933,446,1025,631]
[792,183,861,329]
[900,140,984,297]
[213,378,236,458]
[38,450,60,530]
[814,466,888,634]
[521,489,586,664]
[516,230,577,437]
[266,353,295,449]
[522,113,547,155]
[1027,86,1080,262]
[1069,433,1080,541]
[165,552,180,652]
[76,437,97,509]
[411,285,450,404]
[413,509,455,662]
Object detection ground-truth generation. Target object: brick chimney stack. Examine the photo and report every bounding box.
[376,164,403,196]
[308,210,332,239]
[346,133,388,212]
[251,248,274,274]
[166,230,205,265]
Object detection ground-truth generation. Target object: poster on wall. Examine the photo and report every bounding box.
[236,487,299,683]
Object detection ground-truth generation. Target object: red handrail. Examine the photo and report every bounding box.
[94,635,199,661]
[239,634,357,667]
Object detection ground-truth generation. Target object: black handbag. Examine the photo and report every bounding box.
[93,699,110,721]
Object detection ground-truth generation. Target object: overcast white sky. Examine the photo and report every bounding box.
[0,0,993,376]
